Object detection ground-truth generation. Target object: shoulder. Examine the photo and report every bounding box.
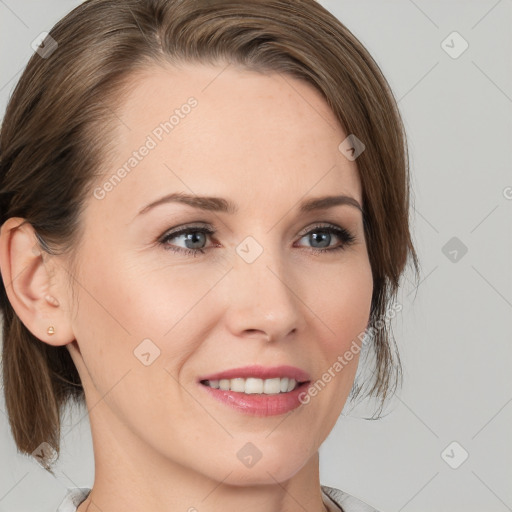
[56,488,91,512]
[321,484,382,512]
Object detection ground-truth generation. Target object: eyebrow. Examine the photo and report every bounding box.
[137,192,363,216]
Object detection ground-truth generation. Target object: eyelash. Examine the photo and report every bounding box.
[158,223,356,257]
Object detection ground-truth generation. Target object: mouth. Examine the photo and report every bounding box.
[196,365,312,415]
[197,364,311,387]
[200,376,310,395]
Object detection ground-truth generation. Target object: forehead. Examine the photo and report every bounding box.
[94,62,362,213]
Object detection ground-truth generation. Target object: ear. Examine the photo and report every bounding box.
[0,217,75,346]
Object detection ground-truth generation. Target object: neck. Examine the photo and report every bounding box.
[76,404,329,512]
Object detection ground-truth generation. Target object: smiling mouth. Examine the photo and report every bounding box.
[200,377,309,395]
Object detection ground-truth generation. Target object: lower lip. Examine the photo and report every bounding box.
[198,381,311,416]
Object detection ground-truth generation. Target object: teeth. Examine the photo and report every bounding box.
[205,377,299,394]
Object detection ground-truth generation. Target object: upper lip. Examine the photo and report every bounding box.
[198,365,311,383]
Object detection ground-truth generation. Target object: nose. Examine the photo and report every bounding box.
[222,242,307,343]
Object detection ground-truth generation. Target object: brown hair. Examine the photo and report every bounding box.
[0,0,419,471]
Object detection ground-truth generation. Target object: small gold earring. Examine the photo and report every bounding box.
[47,326,55,336]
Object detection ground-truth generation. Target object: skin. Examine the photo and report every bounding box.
[0,63,373,512]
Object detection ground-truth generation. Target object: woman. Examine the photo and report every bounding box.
[0,1,419,511]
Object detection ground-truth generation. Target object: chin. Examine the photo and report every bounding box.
[217,448,311,486]
[220,465,303,487]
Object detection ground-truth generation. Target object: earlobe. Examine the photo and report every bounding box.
[0,217,75,346]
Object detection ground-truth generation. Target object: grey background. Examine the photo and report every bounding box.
[1,1,511,511]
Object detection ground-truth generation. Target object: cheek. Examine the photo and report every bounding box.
[77,246,222,333]
[70,250,226,385]
[308,255,373,348]
[305,257,373,400]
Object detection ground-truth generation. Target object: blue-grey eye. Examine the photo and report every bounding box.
[308,231,332,248]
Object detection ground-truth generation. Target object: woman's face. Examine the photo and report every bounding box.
[64,62,373,484]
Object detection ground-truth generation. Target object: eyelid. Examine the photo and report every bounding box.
[298,221,348,236]
[158,222,214,239]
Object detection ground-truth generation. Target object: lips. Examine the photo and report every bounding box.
[198,364,311,383]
